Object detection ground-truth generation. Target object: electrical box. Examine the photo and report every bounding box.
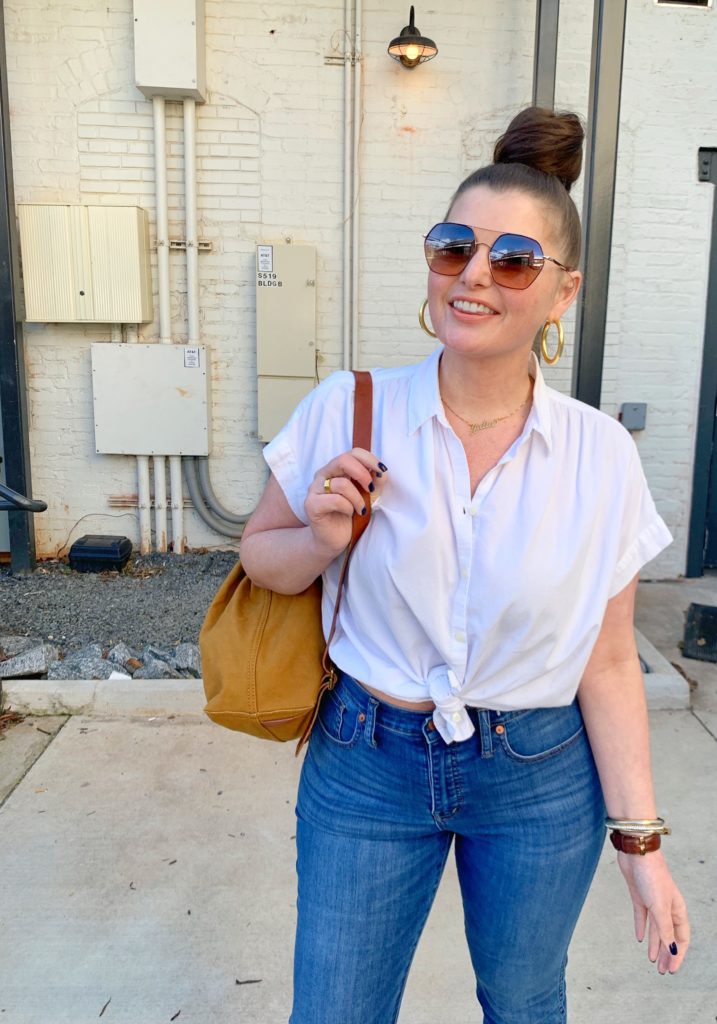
[18,205,153,324]
[133,0,206,101]
[91,343,210,455]
[256,243,317,442]
[69,535,133,573]
[619,402,647,431]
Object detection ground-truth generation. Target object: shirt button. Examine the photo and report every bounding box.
[452,712,461,723]
[469,507,477,517]
[461,567,469,578]
[455,631,465,642]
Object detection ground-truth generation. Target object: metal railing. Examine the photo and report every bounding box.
[0,483,46,513]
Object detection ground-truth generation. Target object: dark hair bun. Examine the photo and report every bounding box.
[493,106,584,193]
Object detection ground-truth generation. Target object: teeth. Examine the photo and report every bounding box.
[452,300,497,314]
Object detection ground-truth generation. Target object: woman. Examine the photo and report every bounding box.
[239,106,690,1023]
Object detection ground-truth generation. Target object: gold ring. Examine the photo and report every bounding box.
[323,477,332,493]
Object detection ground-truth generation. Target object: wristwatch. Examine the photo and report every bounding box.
[609,831,661,855]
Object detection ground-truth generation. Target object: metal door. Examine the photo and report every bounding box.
[688,148,717,574]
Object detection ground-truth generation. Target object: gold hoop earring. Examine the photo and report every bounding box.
[540,319,564,364]
[419,298,437,338]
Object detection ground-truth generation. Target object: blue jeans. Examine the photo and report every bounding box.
[290,669,606,1024]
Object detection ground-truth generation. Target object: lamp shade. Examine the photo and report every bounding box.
[388,6,437,69]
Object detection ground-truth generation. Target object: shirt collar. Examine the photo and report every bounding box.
[407,344,553,453]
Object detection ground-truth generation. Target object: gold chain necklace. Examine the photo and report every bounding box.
[440,386,533,434]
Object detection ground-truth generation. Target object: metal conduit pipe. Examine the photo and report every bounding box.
[137,455,151,554]
[169,456,185,552]
[181,99,254,536]
[350,0,362,372]
[196,456,252,524]
[184,98,200,345]
[342,0,352,371]
[152,453,167,550]
[182,457,244,538]
[152,95,170,552]
[111,325,151,552]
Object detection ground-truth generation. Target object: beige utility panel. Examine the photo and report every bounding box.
[91,343,210,456]
[18,204,153,323]
[256,243,317,442]
[132,0,206,101]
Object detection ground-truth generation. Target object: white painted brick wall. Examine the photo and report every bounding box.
[4,0,716,584]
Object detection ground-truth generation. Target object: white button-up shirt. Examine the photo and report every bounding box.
[262,344,673,744]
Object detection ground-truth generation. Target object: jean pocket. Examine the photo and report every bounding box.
[316,686,362,747]
[498,703,585,763]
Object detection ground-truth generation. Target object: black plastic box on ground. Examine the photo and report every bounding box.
[68,535,133,573]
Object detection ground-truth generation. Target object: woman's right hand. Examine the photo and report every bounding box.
[304,447,388,556]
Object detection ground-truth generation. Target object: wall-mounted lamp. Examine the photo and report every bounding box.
[387,6,437,69]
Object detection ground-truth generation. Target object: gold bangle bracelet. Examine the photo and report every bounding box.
[605,821,671,836]
[604,817,666,828]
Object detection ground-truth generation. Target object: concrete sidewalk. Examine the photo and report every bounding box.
[0,578,715,1023]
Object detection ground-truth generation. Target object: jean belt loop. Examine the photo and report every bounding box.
[363,697,379,748]
[478,708,494,759]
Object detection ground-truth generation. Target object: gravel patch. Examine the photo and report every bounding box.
[0,551,238,658]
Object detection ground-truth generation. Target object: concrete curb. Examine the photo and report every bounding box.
[0,629,690,716]
[635,628,691,709]
[0,677,206,717]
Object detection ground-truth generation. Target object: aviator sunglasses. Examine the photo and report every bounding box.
[423,221,571,290]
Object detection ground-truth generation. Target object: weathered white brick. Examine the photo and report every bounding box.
[3,0,714,577]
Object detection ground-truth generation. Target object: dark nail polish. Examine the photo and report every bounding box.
[378,462,388,472]
[375,471,383,478]
[368,481,375,492]
[669,942,678,956]
[361,506,367,515]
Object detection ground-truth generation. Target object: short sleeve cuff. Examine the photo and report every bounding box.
[262,437,311,526]
[608,515,674,598]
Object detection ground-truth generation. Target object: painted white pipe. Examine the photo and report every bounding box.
[152,97,172,346]
[137,455,152,555]
[112,323,152,553]
[126,324,152,553]
[184,98,200,345]
[152,453,167,550]
[351,0,362,372]
[152,95,172,553]
[168,466,183,551]
[168,97,203,556]
[171,97,202,555]
[169,456,184,552]
[342,0,352,372]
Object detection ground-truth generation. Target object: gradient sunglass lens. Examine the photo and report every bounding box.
[424,223,476,275]
[490,233,544,289]
[424,224,546,289]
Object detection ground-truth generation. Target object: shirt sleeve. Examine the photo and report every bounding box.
[608,439,674,598]
[261,370,356,526]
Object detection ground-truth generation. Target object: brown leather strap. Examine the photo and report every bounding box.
[350,370,374,545]
[609,831,662,855]
[296,371,373,755]
[320,369,373,681]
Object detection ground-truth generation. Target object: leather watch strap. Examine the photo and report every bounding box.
[609,831,661,855]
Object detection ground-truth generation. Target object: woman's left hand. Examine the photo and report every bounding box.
[617,848,690,974]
